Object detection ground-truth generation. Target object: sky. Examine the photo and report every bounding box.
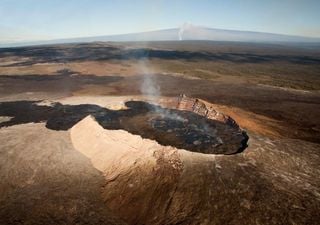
[1,0,320,43]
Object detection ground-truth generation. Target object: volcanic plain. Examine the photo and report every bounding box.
[0,41,320,225]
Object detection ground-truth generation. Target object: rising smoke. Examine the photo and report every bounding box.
[178,22,191,41]
[135,41,221,142]
[178,27,184,41]
[139,58,160,101]
[138,48,187,121]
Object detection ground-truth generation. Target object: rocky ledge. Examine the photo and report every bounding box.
[176,94,239,128]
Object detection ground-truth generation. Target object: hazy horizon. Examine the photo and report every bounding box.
[1,0,320,45]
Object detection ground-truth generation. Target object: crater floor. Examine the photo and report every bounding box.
[0,98,248,155]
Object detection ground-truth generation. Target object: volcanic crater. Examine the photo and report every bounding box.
[0,95,248,155]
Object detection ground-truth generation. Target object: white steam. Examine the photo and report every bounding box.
[139,58,160,102]
[178,22,192,41]
[158,109,187,122]
[138,53,185,121]
[178,27,184,41]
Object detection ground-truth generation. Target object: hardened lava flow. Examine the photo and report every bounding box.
[0,95,248,155]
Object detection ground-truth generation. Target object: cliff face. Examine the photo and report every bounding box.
[176,94,239,128]
[69,114,320,225]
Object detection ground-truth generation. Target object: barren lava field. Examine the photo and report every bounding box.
[0,41,320,225]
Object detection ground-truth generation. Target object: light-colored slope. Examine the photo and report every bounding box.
[70,114,320,225]
[0,122,126,225]
[70,115,160,172]
[70,115,185,224]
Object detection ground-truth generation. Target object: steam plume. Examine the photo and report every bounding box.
[140,60,160,100]
[138,49,186,122]
[178,22,191,41]
[138,49,160,103]
[178,26,184,41]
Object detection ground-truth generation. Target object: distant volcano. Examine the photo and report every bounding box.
[2,23,320,47]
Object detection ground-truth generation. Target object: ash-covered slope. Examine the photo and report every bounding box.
[69,102,320,225]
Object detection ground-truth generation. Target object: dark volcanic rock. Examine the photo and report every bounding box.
[0,98,248,154]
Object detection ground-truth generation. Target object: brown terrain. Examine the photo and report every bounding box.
[0,41,320,225]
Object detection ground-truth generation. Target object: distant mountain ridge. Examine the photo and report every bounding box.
[2,24,320,47]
